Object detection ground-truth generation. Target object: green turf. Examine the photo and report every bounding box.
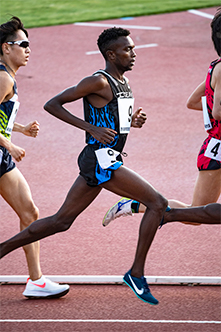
[0,0,220,28]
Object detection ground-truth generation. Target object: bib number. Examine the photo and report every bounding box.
[204,137,221,161]
[5,101,20,135]
[95,148,120,169]
[118,97,134,134]
[201,96,212,131]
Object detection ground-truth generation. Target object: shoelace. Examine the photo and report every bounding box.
[140,276,151,293]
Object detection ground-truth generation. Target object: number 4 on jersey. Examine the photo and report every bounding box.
[204,138,221,161]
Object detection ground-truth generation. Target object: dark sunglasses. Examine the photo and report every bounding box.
[7,40,30,48]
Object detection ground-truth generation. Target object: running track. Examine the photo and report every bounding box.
[0,7,221,332]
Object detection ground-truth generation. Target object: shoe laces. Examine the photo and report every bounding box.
[140,276,150,293]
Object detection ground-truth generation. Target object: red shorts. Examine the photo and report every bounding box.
[197,136,221,170]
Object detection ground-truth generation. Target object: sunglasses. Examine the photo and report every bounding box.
[7,40,30,48]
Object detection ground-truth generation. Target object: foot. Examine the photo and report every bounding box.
[22,275,69,299]
[102,198,133,227]
[123,270,158,305]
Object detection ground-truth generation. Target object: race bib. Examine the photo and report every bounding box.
[95,148,120,169]
[5,100,20,135]
[201,96,212,131]
[118,97,134,134]
[0,149,3,165]
[204,137,221,161]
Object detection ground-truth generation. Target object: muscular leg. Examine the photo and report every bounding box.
[0,175,102,258]
[102,166,168,278]
[164,203,221,224]
[137,169,221,225]
[192,169,221,206]
[0,168,41,280]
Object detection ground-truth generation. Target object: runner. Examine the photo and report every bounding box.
[102,8,221,227]
[0,16,69,298]
[0,27,169,305]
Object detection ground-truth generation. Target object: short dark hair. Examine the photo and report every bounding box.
[211,8,221,56]
[0,16,28,55]
[97,27,130,59]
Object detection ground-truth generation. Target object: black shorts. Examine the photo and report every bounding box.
[0,146,16,178]
[78,145,123,187]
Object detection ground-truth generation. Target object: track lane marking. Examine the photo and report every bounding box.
[1,319,221,324]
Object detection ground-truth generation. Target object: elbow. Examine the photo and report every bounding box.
[186,100,195,109]
[186,97,194,109]
[186,101,192,109]
[44,99,53,113]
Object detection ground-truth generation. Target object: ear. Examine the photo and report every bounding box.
[106,49,116,61]
[1,42,10,55]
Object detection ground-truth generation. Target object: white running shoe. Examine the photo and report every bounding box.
[102,197,133,227]
[22,275,69,299]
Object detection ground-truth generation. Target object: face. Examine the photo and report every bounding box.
[5,29,31,68]
[111,36,136,72]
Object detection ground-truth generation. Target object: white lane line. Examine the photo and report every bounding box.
[74,22,161,30]
[86,43,158,55]
[1,319,221,324]
[1,275,220,284]
[188,9,214,19]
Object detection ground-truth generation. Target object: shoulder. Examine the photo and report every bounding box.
[213,60,221,73]
[92,73,109,88]
[77,73,110,95]
[0,70,14,100]
[211,61,221,89]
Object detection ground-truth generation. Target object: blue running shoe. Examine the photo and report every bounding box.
[123,270,159,305]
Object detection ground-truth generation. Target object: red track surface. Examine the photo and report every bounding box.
[0,7,221,332]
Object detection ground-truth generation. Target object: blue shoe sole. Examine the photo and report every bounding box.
[123,277,159,305]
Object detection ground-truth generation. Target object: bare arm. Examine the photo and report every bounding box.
[13,121,40,137]
[211,62,221,120]
[0,133,25,162]
[186,80,206,110]
[0,71,14,104]
[44,75,117,145]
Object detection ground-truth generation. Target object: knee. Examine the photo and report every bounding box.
[156,194,168,213]
[51,213,75,233]
[20,204,39,229]
[149,192,168,214]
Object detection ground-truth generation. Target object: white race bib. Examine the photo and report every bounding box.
[118,97,134,134]
[0,149,3,165]
[204,137,221,161]
[95,148,120,169]
[201,96,212,131]
[5,100,20,135]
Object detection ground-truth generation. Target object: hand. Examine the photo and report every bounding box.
[131,107,147,128]
[9,143,25,162]
[23,121,40,137]
[89,126,117,145]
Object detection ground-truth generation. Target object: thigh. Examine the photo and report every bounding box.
[101,165,165,208]
[192,169,221,206]
[55,175,102,221]
[0,167,35,218]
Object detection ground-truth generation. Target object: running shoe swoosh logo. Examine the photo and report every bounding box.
[116,200,132,213]
[30,282,46,288]
[128,274,144,295]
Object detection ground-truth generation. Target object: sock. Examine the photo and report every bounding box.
[131,200,140,213]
